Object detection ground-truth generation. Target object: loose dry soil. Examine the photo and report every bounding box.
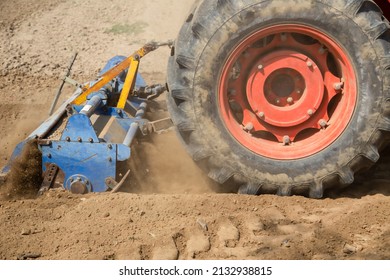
[0,0,389,260]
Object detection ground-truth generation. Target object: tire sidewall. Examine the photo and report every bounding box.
[192,0,383,184]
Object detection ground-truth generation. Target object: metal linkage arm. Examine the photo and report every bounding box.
[72,41,171,106]
[117,57,139,109]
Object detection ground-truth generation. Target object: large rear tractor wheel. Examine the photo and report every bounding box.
[167,0,390,198]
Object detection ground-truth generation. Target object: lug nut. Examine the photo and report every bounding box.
[307,109,314,116]
[244,122,254,131]
[257,64,264,70]
[319,119,328,128]
[275,99,281,104]
[287,97,294,104]
[258,112,265,119]
[333,82,344,91]
[307,61,313,68]
[283,135,291,145]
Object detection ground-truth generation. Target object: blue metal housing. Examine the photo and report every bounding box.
[2,56,149,193]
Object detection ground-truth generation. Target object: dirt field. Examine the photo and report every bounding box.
[0,0,389,260]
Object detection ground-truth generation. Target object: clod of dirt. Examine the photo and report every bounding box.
[20,228,31,235]
[217,222,240,248]
[151,237,179,260]
[17,253,42,260]
[197,218,208,231]
[186,233,211,258]
[102,253,116,260]
[1,140,42,200]
[343,243,357,254]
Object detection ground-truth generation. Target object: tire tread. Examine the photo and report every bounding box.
[167,0,390,198]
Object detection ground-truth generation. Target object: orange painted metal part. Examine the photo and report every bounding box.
[218,24,357,160]
[246,50,325,130]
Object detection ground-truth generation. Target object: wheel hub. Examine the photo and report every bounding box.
[247,50,324,128]
[219,24,357,159]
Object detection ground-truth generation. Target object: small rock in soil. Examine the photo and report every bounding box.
[17,253,41,260]
[21,229,31,235]
[343,243,357,254]
[197,218,208,231]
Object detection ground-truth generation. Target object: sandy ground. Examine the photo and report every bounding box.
[0,0,389,260]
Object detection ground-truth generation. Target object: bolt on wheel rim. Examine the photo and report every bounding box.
[219,24,357,159]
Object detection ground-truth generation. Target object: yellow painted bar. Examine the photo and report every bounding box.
[71,43,155,106]
[117,58,139,109]
[72,57,132,105]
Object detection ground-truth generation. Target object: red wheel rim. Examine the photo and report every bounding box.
[218,24,357,159]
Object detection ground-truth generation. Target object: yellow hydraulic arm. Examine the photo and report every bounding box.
[72,41,171,108]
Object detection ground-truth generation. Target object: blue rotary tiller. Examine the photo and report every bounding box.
[1,42,171,194]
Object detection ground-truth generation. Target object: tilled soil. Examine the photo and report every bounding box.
[0,0,389,260]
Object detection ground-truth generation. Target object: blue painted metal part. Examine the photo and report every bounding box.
[41,106,134,191]
[60,114,99,143]
[80,91,107,117]
[117,144,131,161]
[2,56,149,193]
[30,89,82,139]
[72,100,149,134]
[39,57,149,192]
[100,56,127,77]
[1,89,82,175]
[1,140,30,174]
[41,141,124,192]
[99,55,146,91]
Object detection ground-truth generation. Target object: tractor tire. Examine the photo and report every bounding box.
[167,0,390,198]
